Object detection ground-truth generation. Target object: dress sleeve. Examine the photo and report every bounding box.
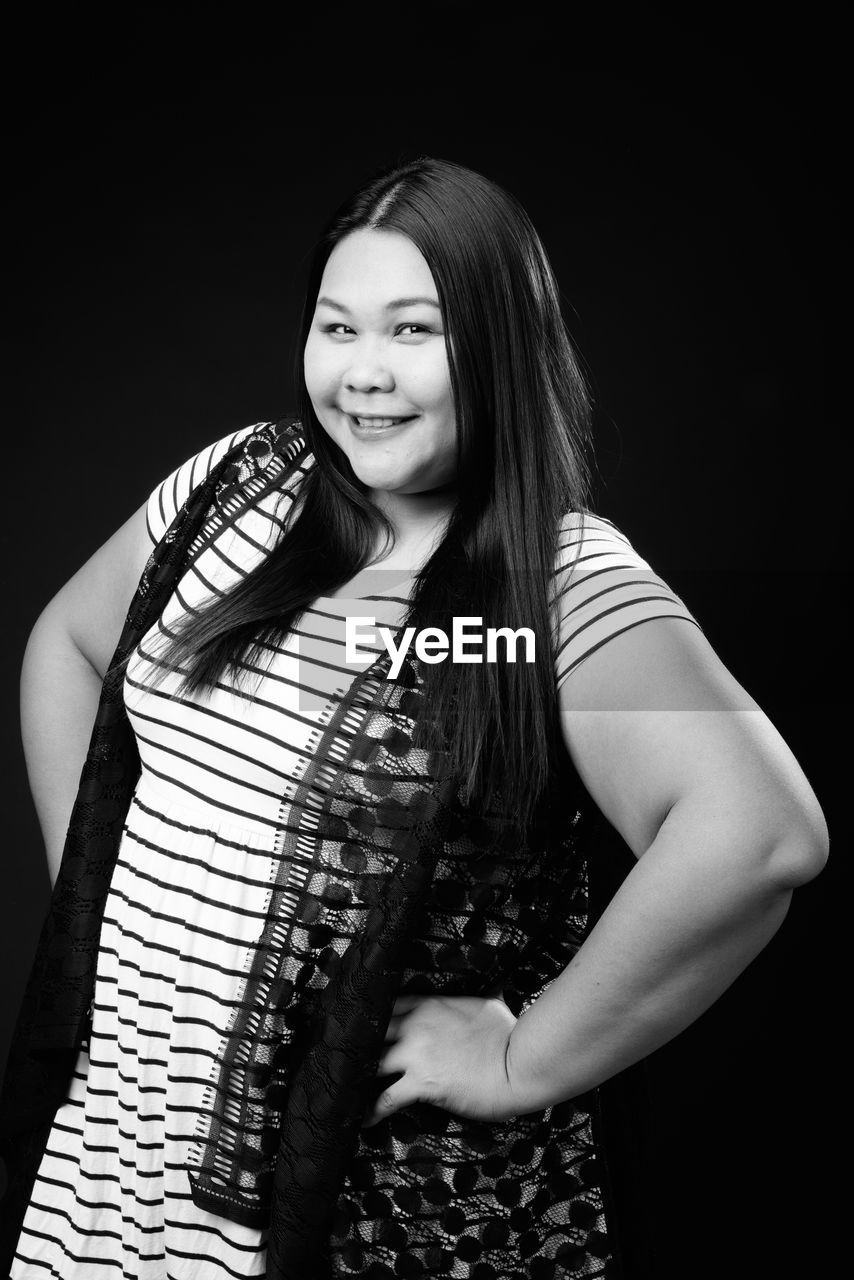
[552,512,703,689]
[144,424,258,547]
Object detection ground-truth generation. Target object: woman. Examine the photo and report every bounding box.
[1,157,828,1278]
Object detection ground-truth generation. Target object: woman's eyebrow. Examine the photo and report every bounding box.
[317,296,441,312]
[385,297,441,310]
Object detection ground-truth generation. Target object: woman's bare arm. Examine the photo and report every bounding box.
[504,617,829,1112]
[21,502,153,887]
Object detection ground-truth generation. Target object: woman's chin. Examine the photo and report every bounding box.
[350,464,413,494]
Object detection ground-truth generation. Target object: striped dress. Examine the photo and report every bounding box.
[11,423,700,1278]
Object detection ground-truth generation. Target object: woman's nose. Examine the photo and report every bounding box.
[343,340,395,393]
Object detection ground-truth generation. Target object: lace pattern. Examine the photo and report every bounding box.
[184,580,613,1277]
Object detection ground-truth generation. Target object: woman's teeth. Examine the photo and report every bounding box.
[351,415,414,428]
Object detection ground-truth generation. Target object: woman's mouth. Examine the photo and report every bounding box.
[347,413,418,433]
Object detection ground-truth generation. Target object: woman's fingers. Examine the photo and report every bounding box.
[362,1074,414,1128]
[383,1016,403,1043]
[376,1042,405,1076]
[383,994,424,1041]
[391,994,425,1015]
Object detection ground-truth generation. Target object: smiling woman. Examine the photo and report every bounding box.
[0,157,828,1280]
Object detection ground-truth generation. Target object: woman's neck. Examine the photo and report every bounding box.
[368,485,457,571]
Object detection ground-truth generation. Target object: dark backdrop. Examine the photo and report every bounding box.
[2,7,845,1278]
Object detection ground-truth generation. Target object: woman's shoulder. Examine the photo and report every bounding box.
[554,509,650,573]
[551,509,702,688]
[145,418,312,547]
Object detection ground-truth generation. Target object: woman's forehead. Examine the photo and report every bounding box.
[319,229,439,309]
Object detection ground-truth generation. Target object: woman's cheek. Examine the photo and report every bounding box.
[407,353,452,411]
[313,361,338,407]
[304,337,337,402]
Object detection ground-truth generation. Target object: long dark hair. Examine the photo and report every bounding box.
[153,157,594,825]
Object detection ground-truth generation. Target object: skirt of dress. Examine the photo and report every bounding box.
[11,778,278,1279]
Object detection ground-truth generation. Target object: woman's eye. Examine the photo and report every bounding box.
[320,322,435,338]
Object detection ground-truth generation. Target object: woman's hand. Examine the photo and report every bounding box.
[362,993,520,1128]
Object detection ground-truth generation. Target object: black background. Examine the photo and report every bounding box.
[1,5,845,1277]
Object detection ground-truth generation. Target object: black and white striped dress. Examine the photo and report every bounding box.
[12,423,700,1278]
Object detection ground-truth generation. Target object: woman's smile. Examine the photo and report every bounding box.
[344,412,420,436]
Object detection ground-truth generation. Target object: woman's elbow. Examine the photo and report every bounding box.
[766,803,830,890]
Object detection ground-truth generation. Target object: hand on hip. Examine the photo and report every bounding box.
[362,993,521,1128]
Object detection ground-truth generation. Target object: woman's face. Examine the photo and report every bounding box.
[303,228,458,500]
